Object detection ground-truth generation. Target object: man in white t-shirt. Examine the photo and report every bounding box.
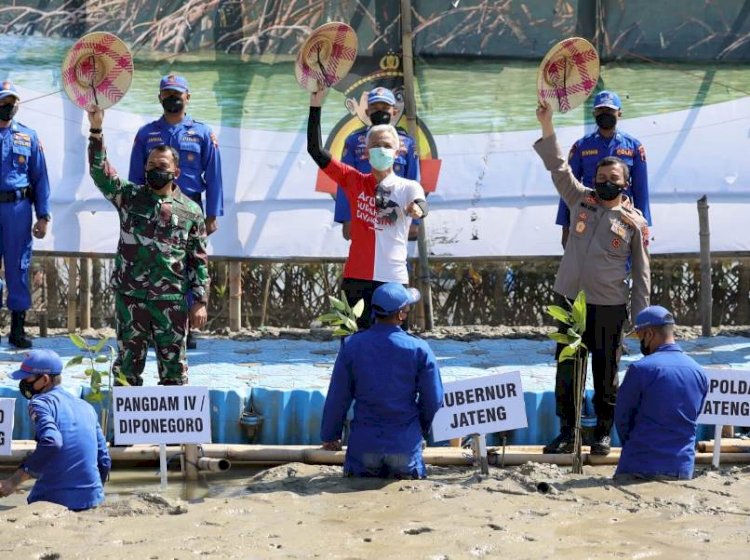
[307,88,427,328]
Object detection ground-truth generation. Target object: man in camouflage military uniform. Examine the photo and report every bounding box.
[86,105,209,385]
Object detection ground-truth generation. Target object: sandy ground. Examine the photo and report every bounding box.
[0,462,748,559]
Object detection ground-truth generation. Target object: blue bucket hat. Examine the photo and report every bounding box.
[371,283,421,316]
[159,74,189,93]
[594,90,621,110]
[367,87,396,106]
[0,80,20,102]
[634,305,675,332]
[8,349,64,380]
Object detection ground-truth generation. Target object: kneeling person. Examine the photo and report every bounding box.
[615,306,708,480]
[0,350,111,510]
[321,283,444,478]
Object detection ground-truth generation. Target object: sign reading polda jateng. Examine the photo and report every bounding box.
[431,371,527,441]
[697,368,750,427]
[113,386,211,445]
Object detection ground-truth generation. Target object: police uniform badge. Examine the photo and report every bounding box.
[611,237,622,249]
[17,155,26,164]
[575,221,586,234]
[578,211,588,221]
[210,131,219,148]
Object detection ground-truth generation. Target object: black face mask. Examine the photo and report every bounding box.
[595,113,617,130]
[146,168,175,189]
[19,376,44,399]
[639,338,652,356]
[369,110,391,126]
[161,96,184,114]
[594,180,622,201]
[0,103,18,122]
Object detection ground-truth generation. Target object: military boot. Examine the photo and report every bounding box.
[9,311,32,349]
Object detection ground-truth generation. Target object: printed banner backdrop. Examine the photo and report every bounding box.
[1,1,749,258]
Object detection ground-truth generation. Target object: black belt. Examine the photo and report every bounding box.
[0,187,31,203]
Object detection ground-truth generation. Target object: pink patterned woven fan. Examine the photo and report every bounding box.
[61,32,134,109]
[537,37,600,113]
[295,22,357,93]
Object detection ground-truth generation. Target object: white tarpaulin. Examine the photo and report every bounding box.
[17,85,750,258]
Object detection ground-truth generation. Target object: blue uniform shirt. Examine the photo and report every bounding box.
[129,115,223,217]
[21,386,111,510]
[334,127,419,224]
[321,323,444,478]
[0,120,50,217]
[615,343,708,479]
[556,129,651,227]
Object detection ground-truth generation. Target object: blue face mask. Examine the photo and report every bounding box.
[368,147,395,171]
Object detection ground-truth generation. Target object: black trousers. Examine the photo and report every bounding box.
[553,293,628,433]
[341,278,410,331]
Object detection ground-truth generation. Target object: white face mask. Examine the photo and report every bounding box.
[368,147,396,171]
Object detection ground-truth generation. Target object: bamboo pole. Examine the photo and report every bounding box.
[182,444,199,481]
[66,256,77,333]
[697,439,750,453]
[400,0,434,331]
[697,196,712,336]
[229,261,242,332]
[80,257,92,330]
[260,263,272,327]
[3,442,749,467]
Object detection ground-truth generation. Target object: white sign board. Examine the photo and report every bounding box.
[113,386,212,445]
[697,368,750,427]
[432,371,528,441]
[0,398,14,456]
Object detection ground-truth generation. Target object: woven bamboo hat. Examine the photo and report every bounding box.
[61,32,134,109]
[537,37,599,113]
[295,22,358,92]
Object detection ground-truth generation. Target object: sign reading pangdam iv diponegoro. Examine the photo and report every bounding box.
[113,386,212,445]
[431,372,527,441]
[697,369,750,427]
[0,398,14,456]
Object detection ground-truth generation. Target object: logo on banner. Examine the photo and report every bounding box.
[431,371,528,441]
[315,52,441,194]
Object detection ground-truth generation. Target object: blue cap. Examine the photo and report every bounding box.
[8,349,64,380]
[371,283,421,316]
[0,79,20,101]
[160,74,189,93]
[594,90,621,110]
[367,87,396,106]
[634,305,675,332]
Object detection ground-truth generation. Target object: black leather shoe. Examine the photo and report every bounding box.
[186,331,197,350]
[590,435,612,456]
[543,430,574,454]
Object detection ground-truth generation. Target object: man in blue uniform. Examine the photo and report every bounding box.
[0,350,110,510]
[129,74,222,349]
[320,283,444,478]
[334,87,420,241]
[615,306,708,480]
[0,80,51,349]
[555,90,651,248]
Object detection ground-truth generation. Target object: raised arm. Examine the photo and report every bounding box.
[86,105,132,205]
[307,90,332,169]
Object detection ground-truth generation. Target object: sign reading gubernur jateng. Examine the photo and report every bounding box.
[697,368,750,427]
[113,386,211,445]
[431,371,527,441]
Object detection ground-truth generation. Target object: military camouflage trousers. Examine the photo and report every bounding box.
[113,293,189,386]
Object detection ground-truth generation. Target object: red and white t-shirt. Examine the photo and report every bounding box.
[323,159,424,283]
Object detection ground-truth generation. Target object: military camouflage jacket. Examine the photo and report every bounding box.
[88,137,209,303]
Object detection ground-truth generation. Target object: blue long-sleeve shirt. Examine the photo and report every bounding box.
[555,129,651,227]
[334,127,419,223]
[0,120,50,217]
[321,323,444,476]
[21,386,110,510]
[129,115,223,217]
[615,343,708,479]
